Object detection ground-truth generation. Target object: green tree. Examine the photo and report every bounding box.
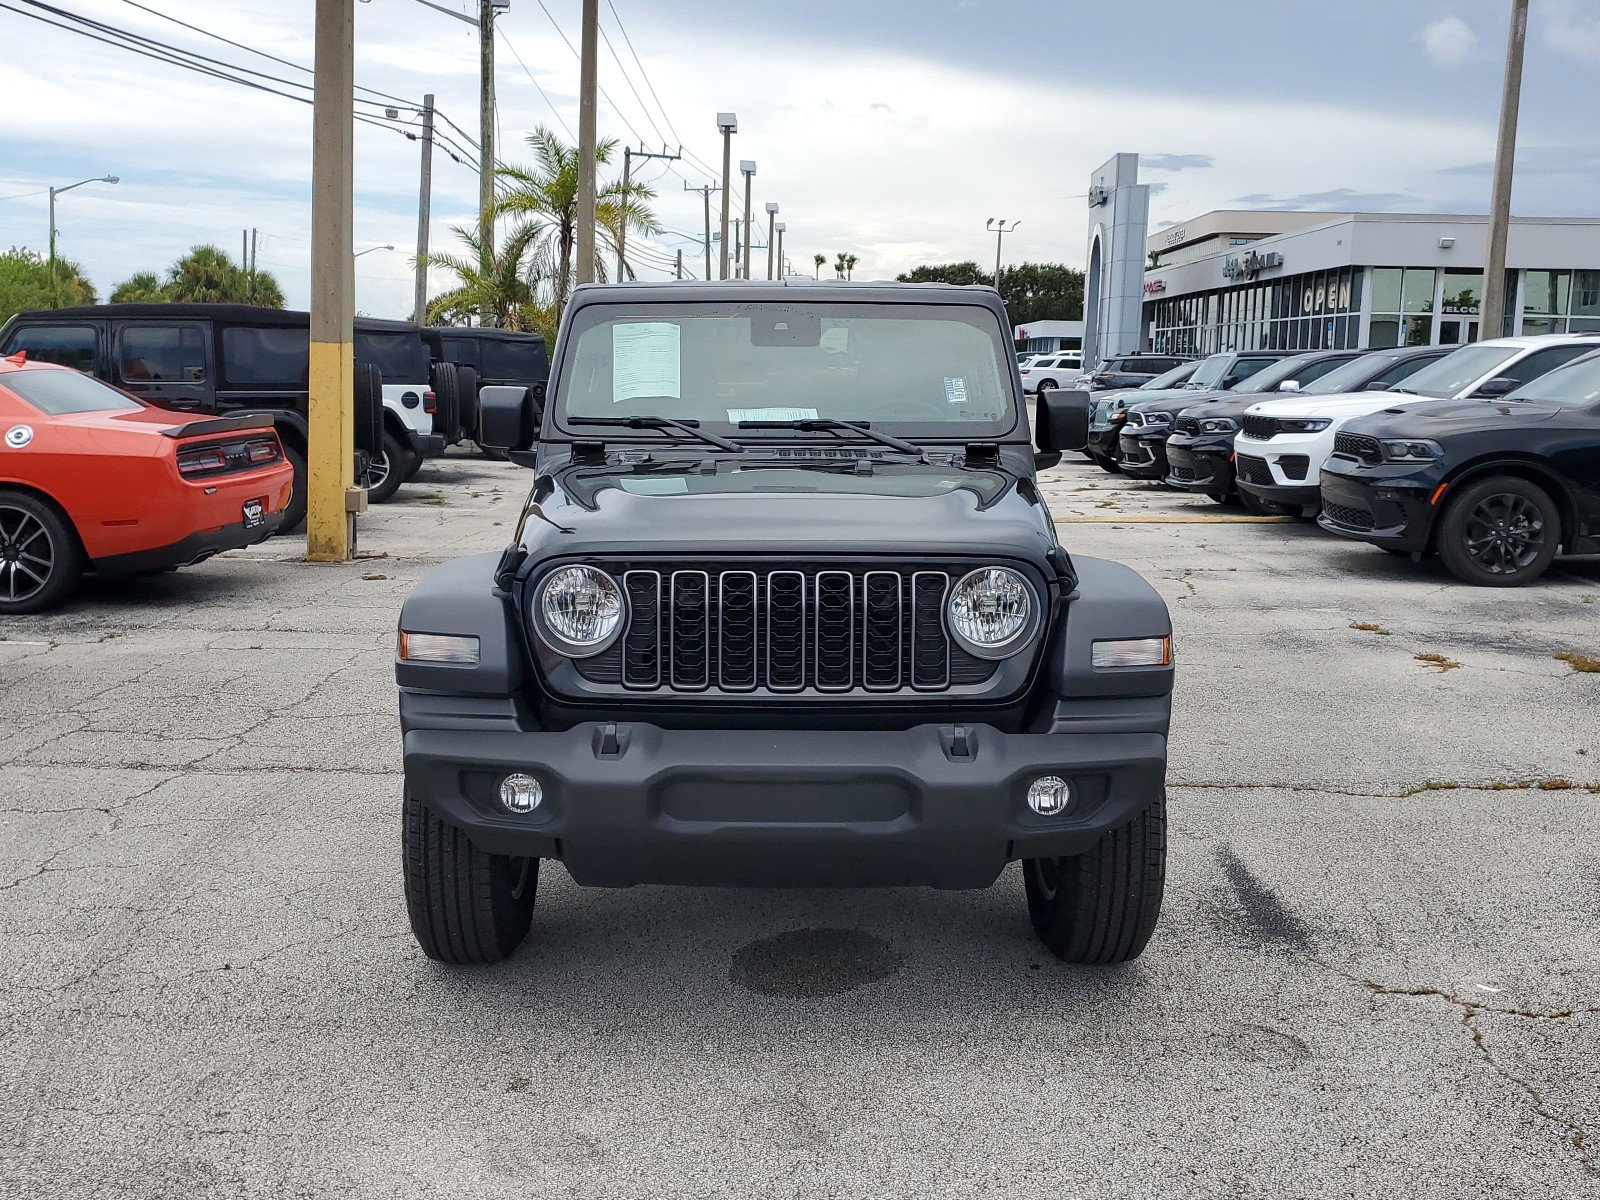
[422,219,551,334]
[896,260,990,287]
[812,253,825,279]
[110,271,167,303]
[0,247,97,321]
[494,125,662,322]
[895,260,1084,324]
[163,245,285,307]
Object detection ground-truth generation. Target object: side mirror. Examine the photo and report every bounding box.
[1035,388,1090,465]
[479,384,537,451]
[1473,376,1517,398]
[1366,381,1392,392]
[1277,379,1301,393]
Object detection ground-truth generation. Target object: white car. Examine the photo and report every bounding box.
[1233,334,1600,514]
[1019,352,1085,394]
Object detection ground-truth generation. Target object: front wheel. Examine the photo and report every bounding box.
[1023,792,1165,964]
[1436,476,1561,586]
[402,796,537,964]
[1089,451,1124,475]
[0,490,84,615]
[362,431,408,504]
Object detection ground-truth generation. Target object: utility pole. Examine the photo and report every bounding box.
[674,249,683,280]
[575,0,599,285]
[414,92,435,324]
[1480,0,1530,341]
[478,0,496,323]
[717,113,737,279]
[774,222,785,280]
[740,160,756,280]
[250,228,258,277]
[733,219,742,279]
[765,202,778,280]
[616,144,681,281]
[686,180,717,280]
[308,0,357,562]
[986,217,1020,289]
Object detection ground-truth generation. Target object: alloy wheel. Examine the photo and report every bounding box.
[363,448,391,493]
[0,503,55,604]
[1462,492,1546,576]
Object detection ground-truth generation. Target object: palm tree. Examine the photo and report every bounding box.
[163,245,285,307]
[494,126,662,322]
[844,253,858,280]
[420,219,550,333]
[110,271,167,303]
[813,253,825,279]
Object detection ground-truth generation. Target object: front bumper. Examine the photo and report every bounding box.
[1087,423,1124,460]
[1117,428,1170,479]
[1233,445,1323,509]
[403,718,1167,889]
[1164,436,1233,494]
[1317,461,1437,552]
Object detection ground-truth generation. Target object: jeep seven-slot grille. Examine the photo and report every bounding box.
[573,564,1001,695]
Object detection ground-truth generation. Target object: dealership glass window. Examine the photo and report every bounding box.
[1573,271,1600,319]
[1440,270,1482,313]
[118,325,206,383]
[1523,270,1571,321]
[1370,268,1403,314]
[1401,268,1436,313]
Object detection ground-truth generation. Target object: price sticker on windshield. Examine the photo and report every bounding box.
[945,377,968,405]
[612,322,681,404]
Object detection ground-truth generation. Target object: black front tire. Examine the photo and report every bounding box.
[402,796,537,964]
[0,490,84,615]
[278,444,308,535]
[364,430,408,504]
[1024,792,1165,964]
[1090,452,1124,475]
[1436,475,1562,587]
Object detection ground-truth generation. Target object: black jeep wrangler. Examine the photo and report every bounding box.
[395,282,1174,965]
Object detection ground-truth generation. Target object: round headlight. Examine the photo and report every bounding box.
[534,565,624,656]
[947,567,1038,659]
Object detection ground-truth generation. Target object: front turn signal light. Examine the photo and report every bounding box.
[1091,636,1172,668]
[398,631,480,665]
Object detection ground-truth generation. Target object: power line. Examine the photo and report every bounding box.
[604,0,679,144]
[496,24,574,142]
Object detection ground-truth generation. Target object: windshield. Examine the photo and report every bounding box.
[1233,356,1321,395]
[1392,345,1519,398]
[3,368,143,415]
[1142,362,1195,389]
[1186,354,1233,389]
[1505,352,1600,407]
[1302,353,1397,395]
[554,301,1016,437]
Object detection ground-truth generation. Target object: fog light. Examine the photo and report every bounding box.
[1027,776,1072,816]
[500,773,543,813]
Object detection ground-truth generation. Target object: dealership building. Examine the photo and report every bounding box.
[1142,210,1600,355]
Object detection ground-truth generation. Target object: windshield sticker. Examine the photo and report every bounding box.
[945,377,968,404]
[5,425,33,449]
[727,407,819,423]
[618,477,690,495]
[820,327,850,353]
[612,322,681,404]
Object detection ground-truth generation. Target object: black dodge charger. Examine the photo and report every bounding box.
[1319,349,1600,585]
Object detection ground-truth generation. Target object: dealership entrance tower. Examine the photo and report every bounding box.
[1082,153,1150,368]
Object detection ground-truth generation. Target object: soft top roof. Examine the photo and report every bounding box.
[33,303,419,335]
[566,278,1007,314]
[424,325,547,346]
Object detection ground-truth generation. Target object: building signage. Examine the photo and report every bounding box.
[1144,279,1167,295]
[1222,250,1285,281]
[1162,228,1186,247]
[1303,281,1354,313]
[1442,304,1480,315]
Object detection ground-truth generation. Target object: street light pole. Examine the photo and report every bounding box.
[717,113,737,279]
[47,175,118,298]
[685,180,719,281]
[986,217,1020,290]
[414,92,435,325]
[575,0,599,286]
[1480,0,1530,341]
[740,160,756,280]
[355,245,395,259]
[765,203,779,280]
[774,222,785,280]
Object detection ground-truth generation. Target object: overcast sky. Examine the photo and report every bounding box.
[3,0,1599,318]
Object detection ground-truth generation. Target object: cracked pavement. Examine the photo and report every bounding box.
[2,448,1598,1198]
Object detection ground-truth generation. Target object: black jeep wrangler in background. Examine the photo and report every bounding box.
[395,282,1174,965]
[422,326,551,461]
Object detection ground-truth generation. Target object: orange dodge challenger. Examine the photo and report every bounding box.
[0,354,293,614]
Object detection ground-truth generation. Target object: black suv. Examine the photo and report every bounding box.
[423,326,551,458]
[1115,350,1299,482]
[1320,349,1600,585]
[1086,353,1189,391]
[0,305,439,524]
[1166,346,1449,506]
[395,282,1175,966]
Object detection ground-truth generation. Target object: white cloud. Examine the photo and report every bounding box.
[1544,0,1600,62]
[1419,16,1478,66]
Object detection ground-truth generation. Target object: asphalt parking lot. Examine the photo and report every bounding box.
[3,449,1598,1198]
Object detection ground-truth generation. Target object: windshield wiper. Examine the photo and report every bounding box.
[569,415,745,452]
[736,417,928,460]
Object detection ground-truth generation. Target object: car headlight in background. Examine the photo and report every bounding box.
[533,565,625,656]
[1382,439,1443,461]
[1146,411,1173,425]
[1199,417,1238,433]
[947,567,1038,659]
[1277,418,1332,433]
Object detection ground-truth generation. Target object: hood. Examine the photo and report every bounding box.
[1344,398,1564,440]
[1129,388,1230,417]
[1240,389,1416,420]
[520,458,1057,563]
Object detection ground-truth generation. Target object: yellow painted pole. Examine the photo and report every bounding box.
[307,0,357,562]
